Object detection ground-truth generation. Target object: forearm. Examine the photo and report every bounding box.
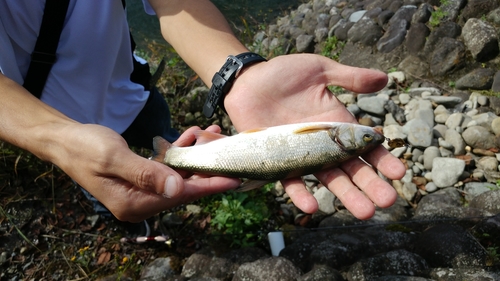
[149,0,249,85]
[0,73,77,163]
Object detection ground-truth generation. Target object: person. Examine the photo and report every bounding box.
[0,0,405,225]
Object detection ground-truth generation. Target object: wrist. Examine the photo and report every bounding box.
[202,52,266,118]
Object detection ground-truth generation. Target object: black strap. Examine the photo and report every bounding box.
[23,0,70,98]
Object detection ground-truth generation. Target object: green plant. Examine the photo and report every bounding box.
[202,186,272,247]
[429,0,449,27]
[321,36,344,60]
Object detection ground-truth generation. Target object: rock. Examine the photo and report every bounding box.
[377,19,409,53]
[406,22,430,55]
[431,158,465,188]
[492,117,500,136]
[347,249,428,280]
[140,257,177,280]
[429,268,500,281]
[347,17,384,46]
[357,96,387,116]
[476,156,499,171]
[463,182,497,202]
[429,38,466,76]
[462,126,498,150]
[423,146,441,170]
[297,265,344,281]
[462,18,499,62]
[455,68,496,90]
[414,224,487,268]
[233,256,302,281]
[444,129,466,155]
[404,119,433,148]
[313,186,336,215]
[469,190,500,215]
[296,34,315,53]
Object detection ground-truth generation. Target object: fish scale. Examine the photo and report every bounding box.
[153,122,385,182]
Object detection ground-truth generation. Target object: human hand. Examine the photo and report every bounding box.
[56,124,240,222]
[225,54,406,219]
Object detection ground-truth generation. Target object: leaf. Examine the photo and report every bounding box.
[97,252,111,265]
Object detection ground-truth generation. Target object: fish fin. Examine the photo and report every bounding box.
[194,130,227,145]
[235,180,272,192]
[294,124,333,134]
[240,127,267,134]
[151,136,172,162]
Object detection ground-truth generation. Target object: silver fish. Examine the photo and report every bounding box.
[152,122,384,191]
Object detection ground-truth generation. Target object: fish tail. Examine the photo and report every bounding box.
[151,136,172,163]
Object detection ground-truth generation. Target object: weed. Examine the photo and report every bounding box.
[429,0,449,27]
[321,36,344,60]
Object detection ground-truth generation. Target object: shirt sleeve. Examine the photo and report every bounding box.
[142,0,156,15]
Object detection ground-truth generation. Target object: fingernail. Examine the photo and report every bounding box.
[163,176,180,198]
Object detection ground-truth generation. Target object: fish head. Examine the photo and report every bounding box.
[333,124,385,153]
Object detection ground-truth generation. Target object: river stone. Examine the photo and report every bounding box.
[347,17,384,46]
[347,249,428,280]
[140,257,177,280]
[463,182,497,202]
[462,126,498,150]
[425,96,463,108]
[314,186,336,215]
[429,268,500,281]
[233,256,302,281]
[431,158,465,188]
[423,146,441,170]
[492,117,500,136]
[377,19,409,53]
[297,265,344,281]
[445,113,464,130]
[429,37,466,77]
[357,96,387,116]
[404,119,433,148]
[476,156,499,171]
[414,224,487,268]
[405,22,430,55]
[444,129,466,155]
[462,18,500,62]
[455,68,496,90]
[469,190,500,215]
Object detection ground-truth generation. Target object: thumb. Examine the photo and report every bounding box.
[116,152,184,198]
[321,58,388,93]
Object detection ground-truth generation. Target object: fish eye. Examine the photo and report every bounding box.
[363,134,374,142]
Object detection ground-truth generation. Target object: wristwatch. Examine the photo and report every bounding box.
[203,52,267,118]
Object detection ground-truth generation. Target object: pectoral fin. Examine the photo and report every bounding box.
[235,179,272,192]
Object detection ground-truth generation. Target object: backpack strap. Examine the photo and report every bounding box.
[23,0,70,98]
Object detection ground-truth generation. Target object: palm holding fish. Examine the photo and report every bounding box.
[220,54,406,219]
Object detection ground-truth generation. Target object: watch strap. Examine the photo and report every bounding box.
[203,52,266,118]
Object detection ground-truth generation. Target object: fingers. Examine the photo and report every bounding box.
[363,145,406,180]
[281,178,318,214]
[315,167,376,219]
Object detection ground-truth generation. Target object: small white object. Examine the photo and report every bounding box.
[268,232,285,256]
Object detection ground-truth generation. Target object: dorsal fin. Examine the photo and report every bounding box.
[293,124,333,134]
[194,130,227,145]
[240,127,267,134]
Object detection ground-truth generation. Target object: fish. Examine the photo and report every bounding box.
[152,122,385,191]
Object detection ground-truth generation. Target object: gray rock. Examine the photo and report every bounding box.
[377,19,409,53]
[423,146,441,170]
[469,190,500,216]
[425,96,463,108]
[347,250,428,280]
[347,17,384,46]
[476,156,499,171]
[357,96,387,116]
[233,256,302,281]
[296,34,315,53]
[313,186,336,215]
[425,182,438,193]
[440,0,467,22]
[455,68,496,90]
[463,182,498,202]
[429,38,466,77]
[414,224,487,268]
[462,126,498,150]
[445,112,464,130]
[297,265,344,281]
[492,117,500,136]
[492,71,500,92]
[349,10,366,23]
[444,129,466,155]
[431,157,465,188]
[413,187,463,219]
[140,257,177,280]
[429,268,500,281]
[462,18,499,62]
[404,119,433,148]
[412,2,433,24]
[406,22,430,55]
